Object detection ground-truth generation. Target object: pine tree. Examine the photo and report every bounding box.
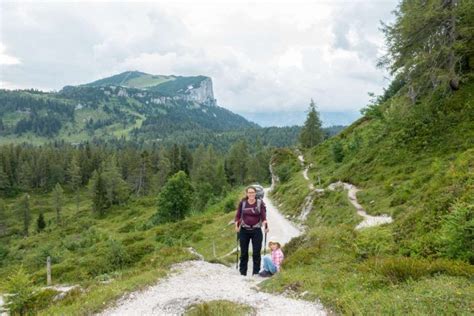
[20,194,30,237]
[52,183,64,224]
[133,151,152,196]
[153,148,171,193]
[380,0,474,100]
[299,99,323,148]
[155,171,194,223]
[332,140,345,163]
[90,171,109,216]
[102,156,129,205]
[0,167,9,195]
[68,155,82,212]
[0,199,7,236]
[226,140,249,185]
[37,212,46,232]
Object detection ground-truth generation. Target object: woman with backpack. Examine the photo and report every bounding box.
[234,185,269,276]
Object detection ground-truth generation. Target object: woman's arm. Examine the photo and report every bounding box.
[234,200,242,232]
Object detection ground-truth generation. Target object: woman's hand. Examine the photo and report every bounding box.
[235,225,240,232]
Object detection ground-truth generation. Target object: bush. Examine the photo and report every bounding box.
[355,227,395,259]
[126,241,155,262]
[155,219,203,246]
[31,288,58,311]
[438,202,474,263]
[331,140,344,163]
[223,196,238,213]
[155,171,195,224]
[0,244,9,262]
[363,256,474,283]
[3,266,36,315]
[106,239,130,269]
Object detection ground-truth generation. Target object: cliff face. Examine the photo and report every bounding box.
[81,71,217,107]
[182,77,216,106]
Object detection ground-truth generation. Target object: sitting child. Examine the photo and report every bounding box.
[259,238,284,277]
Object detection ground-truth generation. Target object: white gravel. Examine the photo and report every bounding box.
[328,181,393,229]
[298,154,393,229]
[99,260,325,316]
[99,176,325,316]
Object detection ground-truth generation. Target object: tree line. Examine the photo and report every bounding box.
[0,140,272,236]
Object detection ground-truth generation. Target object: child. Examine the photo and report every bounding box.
[259,238,284,277]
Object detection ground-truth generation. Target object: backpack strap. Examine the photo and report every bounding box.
[240,200,247,227]
[240,199,263,229]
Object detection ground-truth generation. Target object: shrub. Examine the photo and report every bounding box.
[438,201,474,263]
[355,227,395,259]
[223,196,238,213]
[363,256,474,283]
[155,171,195,224]
[0,244,9,263]
[331,140,344,163]
[106,239,130,269]
[3,266,36,315]
[126,241,155,263]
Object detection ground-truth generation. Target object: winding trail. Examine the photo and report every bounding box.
[99,173,325,316]
[297,154,393,229]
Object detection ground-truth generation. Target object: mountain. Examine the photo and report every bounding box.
[0,71,342,149]
[82,71,216,106]
[0,72,253,147]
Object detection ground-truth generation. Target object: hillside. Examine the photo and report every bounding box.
[0,75,345,150]
[265,79,474,314]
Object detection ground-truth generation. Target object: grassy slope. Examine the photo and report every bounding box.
[264,83,474,314]
[0,187,242,315]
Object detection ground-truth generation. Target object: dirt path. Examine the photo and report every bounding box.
[328,181,393,229]
[99,175,325,316]
[297,154,393,229]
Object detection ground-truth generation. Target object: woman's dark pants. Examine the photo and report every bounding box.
[239,227,263,275]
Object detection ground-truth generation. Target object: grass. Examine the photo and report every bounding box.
[0,186,245,314]
[260,81,474,314]
[185,300,255,316]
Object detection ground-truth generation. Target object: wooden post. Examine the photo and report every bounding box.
[47,256,51,286]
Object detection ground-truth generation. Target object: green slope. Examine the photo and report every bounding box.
[265,81,474,314]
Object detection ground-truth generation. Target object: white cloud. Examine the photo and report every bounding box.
[0,0,398,113]
[0,43,21,65]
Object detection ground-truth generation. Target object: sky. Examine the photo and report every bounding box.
[0,0,399,124]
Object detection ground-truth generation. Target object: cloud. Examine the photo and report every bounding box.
[0,0,398,112]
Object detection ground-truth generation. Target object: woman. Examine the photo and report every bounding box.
[234,186,269,276]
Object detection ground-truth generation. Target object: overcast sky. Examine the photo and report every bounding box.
[0,0,399,115]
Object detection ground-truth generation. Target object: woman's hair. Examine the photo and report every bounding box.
[246,185,257,193]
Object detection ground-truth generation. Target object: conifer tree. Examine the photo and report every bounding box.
[52,183,64,224]
[68,155,82,212]
[380,0,474,99]
[20,194,30,237]
[155,171,194,223]
[90,171,108,216]
[37,212,46,232]
[299,99,323,148]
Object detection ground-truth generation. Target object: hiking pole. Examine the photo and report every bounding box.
[263,225,267,255]
[236,232,239,270]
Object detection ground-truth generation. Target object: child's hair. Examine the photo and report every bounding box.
[269,241,281,248]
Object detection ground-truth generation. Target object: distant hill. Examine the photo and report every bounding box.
[0,72,323,149]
